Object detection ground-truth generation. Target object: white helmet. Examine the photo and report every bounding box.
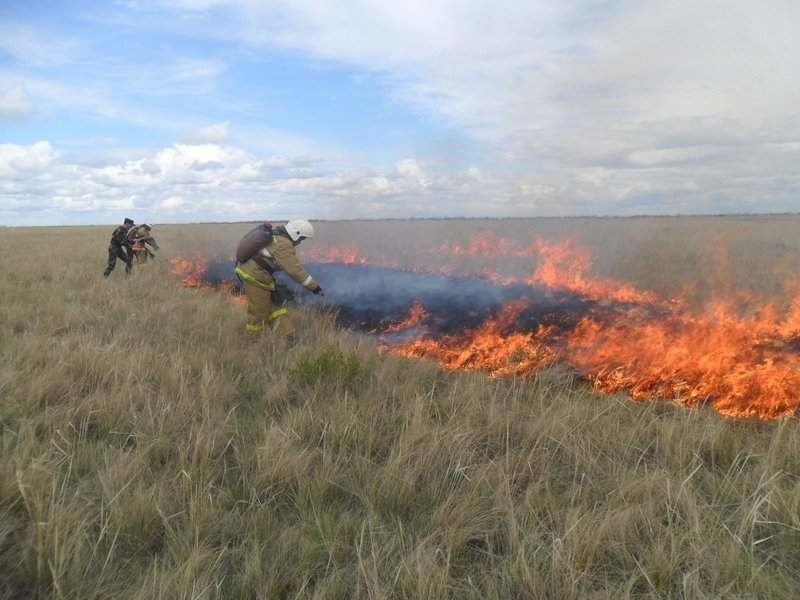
[285,218,314,242]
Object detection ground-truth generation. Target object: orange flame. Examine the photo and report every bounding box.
[169,254,246,304]
[393,301,557,378]
[169,255,210,288]
[375,300,429,334]
[171,232,800,420]
[524,238,658,304]
[565,298,800,418]
[301,244,368,265]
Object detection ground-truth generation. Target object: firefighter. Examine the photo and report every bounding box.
[128,223,160,264]
[103,217,135,277]
[234,219,324,335]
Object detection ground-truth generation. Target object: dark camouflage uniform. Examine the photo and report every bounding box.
[104,225,133,276]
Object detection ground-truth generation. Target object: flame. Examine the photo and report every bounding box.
[169,255,210,288]
[170,232,800,420]
[393,301,557,378]
[430,231,522,258]
[566,298,800,418]
[301,244,368,265]
[303,234,657,303]
[376,300,429,334]
[523,238,658,304]
[169,254,246,304]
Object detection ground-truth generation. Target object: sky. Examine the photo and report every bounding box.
[1,0,799,225]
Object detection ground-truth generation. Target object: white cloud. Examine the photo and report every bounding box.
[159,195,187,211]
[148,0,800,214]
[171,57,227,81]
[395,158,427,187]
[0,86,32,120]
[0,141,59,178]
[0,24,82,66]
[0,139,574,223]
[5,1,800,220]
[182,120,231,144]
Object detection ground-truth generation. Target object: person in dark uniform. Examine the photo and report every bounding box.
[103,217,135,277]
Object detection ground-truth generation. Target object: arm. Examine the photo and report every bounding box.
[270,238,322,293]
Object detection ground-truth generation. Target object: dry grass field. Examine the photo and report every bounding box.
[2,218,800,599]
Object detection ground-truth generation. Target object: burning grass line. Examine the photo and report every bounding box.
[168,237,800,420]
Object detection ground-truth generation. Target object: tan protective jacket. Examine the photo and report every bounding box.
[259,235,318,289]
[128,226,159,250]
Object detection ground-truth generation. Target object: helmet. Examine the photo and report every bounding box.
[284,219,314,242]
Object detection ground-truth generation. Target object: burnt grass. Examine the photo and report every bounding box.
[212,260,638,336]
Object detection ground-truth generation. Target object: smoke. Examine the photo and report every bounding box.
[203,259,632,337]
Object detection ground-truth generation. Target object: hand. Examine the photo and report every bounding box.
[311,284,324,296]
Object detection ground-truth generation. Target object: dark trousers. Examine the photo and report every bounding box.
[104,244,132,276]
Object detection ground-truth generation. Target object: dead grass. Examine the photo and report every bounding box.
[1,220,799,598]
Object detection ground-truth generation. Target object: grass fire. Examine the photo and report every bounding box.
[3,218,800,599]
[171,230,800,419]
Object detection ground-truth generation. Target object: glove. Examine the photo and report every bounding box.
[310,283,324,296]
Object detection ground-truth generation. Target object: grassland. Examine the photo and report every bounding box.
[1,218,800,599]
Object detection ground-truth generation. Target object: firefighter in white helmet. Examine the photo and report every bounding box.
[234,219,324,335]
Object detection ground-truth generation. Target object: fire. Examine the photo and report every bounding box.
[169,255,209,287]
[430,231,522,258]
[376,300,429,334]
[169,254,246,304]
[169,231,800,420]
[566,299,800,418]
[393,301,557,378]
[523,238,658,304]
[303,235,657,303]
[301,244,368,265]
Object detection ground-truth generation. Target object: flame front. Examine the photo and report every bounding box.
[169,255,246,303]
[170,232,800,419]
[375,300,429,334]
[169,255,209,287]
[393,301,558,378]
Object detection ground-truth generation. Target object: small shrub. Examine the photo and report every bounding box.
[289,346,363,388]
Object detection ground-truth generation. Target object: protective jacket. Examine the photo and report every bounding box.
[236,225,318,289]
[128,225,159,246]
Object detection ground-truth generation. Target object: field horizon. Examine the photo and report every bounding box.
[2,218,800,598]
[6,211,800,230]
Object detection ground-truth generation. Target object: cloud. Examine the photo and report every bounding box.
[0,23,82,66]
[4,134,800,225]
[5,1,800,220]
[0,141,59,178]
[146,0,800,215]
[182,121,231,144]
[158,195,187,211]
[0,139,569,223]
[0,86,32,120]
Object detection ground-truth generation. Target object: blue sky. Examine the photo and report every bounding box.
[2,0,800,224]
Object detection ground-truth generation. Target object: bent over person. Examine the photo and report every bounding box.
[234,219,324,335]
[128,223,160,264]
[103,217,135,277]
